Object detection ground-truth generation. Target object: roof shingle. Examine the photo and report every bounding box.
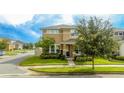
[42,24,75,30]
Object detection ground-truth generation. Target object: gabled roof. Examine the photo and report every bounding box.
[42,24,124,32]
[42,24,75,30]
[114,28,124,31]
[0,37,24,44]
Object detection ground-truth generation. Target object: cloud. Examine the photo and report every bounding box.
[53,14,74,25]
[29,30,40,38]
[0,15,34,25]
[0,14,124,43]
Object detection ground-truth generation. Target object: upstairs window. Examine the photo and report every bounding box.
[71,29,78,37]
[47,30,59,34]
[114,32,124,36]
[119,32,123,35]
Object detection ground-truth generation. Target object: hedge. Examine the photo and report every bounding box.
[115,56,124,61]
[75,56,92,62]
[40,53,65,60]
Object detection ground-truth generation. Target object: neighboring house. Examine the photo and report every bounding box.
[0,38,24,51]
[113,29,124,56]
[42,24,124,57]
[13,40,24,50]
[6,40,24,51]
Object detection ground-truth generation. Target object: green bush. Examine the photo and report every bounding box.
[58,54,65,60]
[75,56,92,62]
[115,56,124,61]
[5,51,17,56]
[40,53,65,59]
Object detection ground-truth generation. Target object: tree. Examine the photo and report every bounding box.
[23,43,34,49]
[35,36,55,53]
[0,41,7,50]
[76,16,118,69]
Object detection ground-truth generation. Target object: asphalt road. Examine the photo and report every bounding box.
[0,53,33,76]
[0,53,33,65]
[2,74,124,78]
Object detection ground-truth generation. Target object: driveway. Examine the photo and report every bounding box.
[0,52,34,76]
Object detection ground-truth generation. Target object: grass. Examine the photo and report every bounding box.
[5,49,29,56]
[5,51,17,56]
[19,56,68,66]
[31,67,124,73]
[75,58,124,65]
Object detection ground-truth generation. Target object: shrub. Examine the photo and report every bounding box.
[115,56,124,61]
[58,54,65,60]
[75,56,92,62]
[40,53,65,59]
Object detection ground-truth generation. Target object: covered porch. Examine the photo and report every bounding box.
[59,39,76,57]
[48,39,81,58]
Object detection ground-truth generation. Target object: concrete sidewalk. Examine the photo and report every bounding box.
[24,64,124,69]
[67,58,75,66]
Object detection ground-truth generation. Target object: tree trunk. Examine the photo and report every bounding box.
[92,55,95,70]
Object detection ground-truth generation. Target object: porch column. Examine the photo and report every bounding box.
[63,44,67,56]
[54,44,57,53]
[49,46,51,53]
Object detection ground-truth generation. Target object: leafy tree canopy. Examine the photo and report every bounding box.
[76,16,119,69]
[0,41,7,50]
[35,36,55,53]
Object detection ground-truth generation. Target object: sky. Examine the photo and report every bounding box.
[0,14,124,43]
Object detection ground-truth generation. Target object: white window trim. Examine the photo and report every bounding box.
[47,29,60,34]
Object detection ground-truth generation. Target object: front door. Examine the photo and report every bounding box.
[66,45,73,57]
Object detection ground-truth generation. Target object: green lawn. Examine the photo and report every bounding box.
[31,67,124,73]
[5,49,28,56]
[19,56,68,66]
[75,58,124,65]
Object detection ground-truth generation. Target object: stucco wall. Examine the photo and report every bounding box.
[35,47,42,56]
[43,28,71,43]
[62,28,71,41]
[119,43,124,56]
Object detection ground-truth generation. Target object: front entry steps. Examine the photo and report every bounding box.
[66,58,75,66]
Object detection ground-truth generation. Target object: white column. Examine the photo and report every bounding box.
[63,44,66,57]
[54,44,57,53]
[49,46,51,53]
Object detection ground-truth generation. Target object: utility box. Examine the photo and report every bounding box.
[120,43,124,56]
[0,50,3,56]
[35,47,42,56]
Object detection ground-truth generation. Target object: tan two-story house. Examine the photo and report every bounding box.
[42,24,78,57]
[42,24,124,57]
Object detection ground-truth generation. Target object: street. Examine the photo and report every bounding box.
[2,73,124,78]
[0,52,33,76]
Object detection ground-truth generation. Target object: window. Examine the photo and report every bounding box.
[49,44,60,53]
[47,30,59,34]
[51,45,54,53]
[71,29,78,37]
[119,32,123,35]
[74,46,81,54]
[115,32,118,35]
